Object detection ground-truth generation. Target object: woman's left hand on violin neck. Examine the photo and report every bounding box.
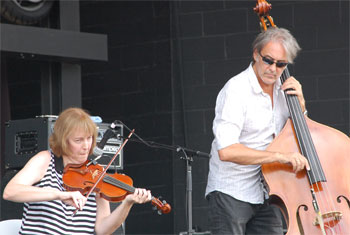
[124,188,152,205]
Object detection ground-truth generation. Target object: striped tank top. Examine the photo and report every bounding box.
[19,151,97,235]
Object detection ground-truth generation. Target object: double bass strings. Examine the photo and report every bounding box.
[281,69,335,233]
[253,0,347,232]
[280,68,342,233]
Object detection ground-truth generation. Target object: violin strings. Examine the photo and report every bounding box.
[281,69,341,233]
[103,174,135,193]
[92,168,135,193]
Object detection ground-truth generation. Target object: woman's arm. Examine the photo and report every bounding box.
[3,150,87,210]
[94,188,151,235]
[3,150,59,202]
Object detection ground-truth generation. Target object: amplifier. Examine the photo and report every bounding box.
[4,116,57,170]
[5,117,123,171]
[91,123,123,171]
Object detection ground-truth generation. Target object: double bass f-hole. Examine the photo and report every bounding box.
[254,0,350,234]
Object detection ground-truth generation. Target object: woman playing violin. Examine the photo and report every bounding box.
[3,107,152,235]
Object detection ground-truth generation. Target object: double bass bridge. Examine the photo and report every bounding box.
[313,211,343,226]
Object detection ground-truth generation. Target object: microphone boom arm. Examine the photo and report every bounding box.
[114,120,210,158]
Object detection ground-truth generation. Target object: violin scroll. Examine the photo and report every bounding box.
[151,196,171,215]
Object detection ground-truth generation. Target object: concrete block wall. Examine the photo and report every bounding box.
[3,0,347,234]
[80,1,349,234]
[80,1,174,234]
[171,0,348,233]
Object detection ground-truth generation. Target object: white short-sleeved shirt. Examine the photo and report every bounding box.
[205,64,290,204]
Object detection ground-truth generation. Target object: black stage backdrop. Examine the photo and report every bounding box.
[1,1,349,234]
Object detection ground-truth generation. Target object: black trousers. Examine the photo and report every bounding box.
[207,191,283,235]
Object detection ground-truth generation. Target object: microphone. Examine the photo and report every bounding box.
[176,147,211,158]
[92,122,118,157]
[92,146,104,157]
[193,150,211,158]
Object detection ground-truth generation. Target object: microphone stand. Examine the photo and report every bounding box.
[177,147,202,235]
[114,121,211,235]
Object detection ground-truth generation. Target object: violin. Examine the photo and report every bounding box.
[62,160,171,215]
[254,1,350,234]
[62,129,171,215]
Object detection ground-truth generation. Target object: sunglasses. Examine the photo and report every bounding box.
[259,53,288,68]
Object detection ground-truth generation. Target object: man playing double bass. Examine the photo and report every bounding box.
[205,27,310,234]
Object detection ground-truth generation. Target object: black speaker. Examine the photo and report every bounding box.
[5,116,123,171]
[0,169,24,220]
[4,116,57,170]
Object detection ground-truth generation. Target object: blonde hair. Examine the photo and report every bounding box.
[49,107,97,157]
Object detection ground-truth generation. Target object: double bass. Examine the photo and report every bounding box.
[254,0,350,234]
